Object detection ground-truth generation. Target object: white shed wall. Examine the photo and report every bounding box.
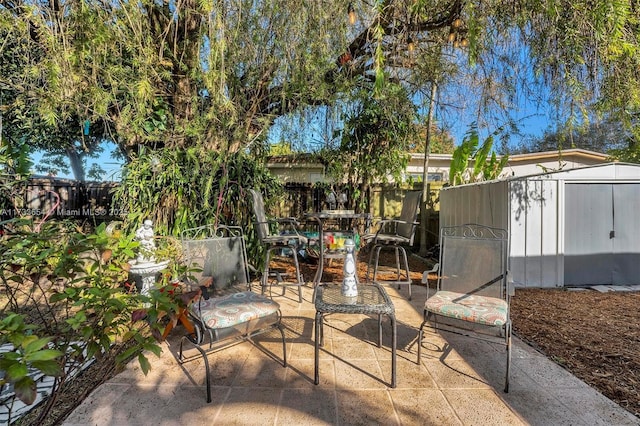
[508,179,562,288]
[439,163,640,289]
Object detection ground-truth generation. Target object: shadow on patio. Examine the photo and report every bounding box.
[63,279,638,425]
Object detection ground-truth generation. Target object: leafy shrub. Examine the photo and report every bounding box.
[0,218,183,424]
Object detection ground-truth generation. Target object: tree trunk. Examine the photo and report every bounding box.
[419,81,438,257]
[66,146,85,182]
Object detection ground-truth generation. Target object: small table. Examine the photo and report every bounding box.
[314,282,396,387]
[305,211,371,285]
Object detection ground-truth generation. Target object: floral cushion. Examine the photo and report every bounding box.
[192,291,280,330]
[425,290,508,326]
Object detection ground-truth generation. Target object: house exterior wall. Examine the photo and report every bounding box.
[500,150,612,177]
[267,149,610,186]
[267,165,325,183]
[406,148,610,185]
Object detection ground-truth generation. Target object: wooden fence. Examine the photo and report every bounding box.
[1,177,119,222]
[2,178,440,247]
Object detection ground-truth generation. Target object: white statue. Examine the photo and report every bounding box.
[135,219,156,263]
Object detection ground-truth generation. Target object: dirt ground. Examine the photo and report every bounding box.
[16,250,640,424]
[511,288,640,418]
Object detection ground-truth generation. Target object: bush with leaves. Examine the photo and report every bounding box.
[0,139,33,220]
[0,218,185,424]
[112,148,283,273]
[449,125,509,186]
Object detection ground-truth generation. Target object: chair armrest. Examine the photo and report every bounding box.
[422,263,439,299]
[257,218,302,234]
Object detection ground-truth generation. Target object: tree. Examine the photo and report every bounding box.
[0,0,358,160]
[2,0,638,162]
[512,117,638,161]
[323,82,418,212]
[410,121,455,154]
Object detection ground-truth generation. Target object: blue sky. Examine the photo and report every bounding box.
[30,141,123,181]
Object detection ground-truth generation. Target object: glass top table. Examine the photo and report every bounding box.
[314,282,396,388]
[305,211,371,285]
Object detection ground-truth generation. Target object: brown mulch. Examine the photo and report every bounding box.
[15,251,640,424]
[511,288,640,418]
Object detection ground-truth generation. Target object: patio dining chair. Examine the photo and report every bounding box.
[416,223,512,392]
[364,191,421,300]
[177,225,287,402]
[248,189,307,303]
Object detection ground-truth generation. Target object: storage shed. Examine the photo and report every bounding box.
[439,163,640,288]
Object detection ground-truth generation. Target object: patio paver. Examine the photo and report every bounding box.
[63,283,640,426]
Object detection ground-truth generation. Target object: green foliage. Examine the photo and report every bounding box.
[111,147,284,271]
[325,83,417,210]
[112,148,281,237]
[0,139,32,212]
[0,314,63,406]
[449,126,509,185]
[410,124,455,154]
[0,139,32,177]
[1,0,640,164]
[0,0,355,158]
[269,140,295,156]
[0,218,185,423]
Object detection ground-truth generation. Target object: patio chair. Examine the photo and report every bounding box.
[416,223,512,392]
[177,225,287,402]
[248,189,307,303]
[364,191,421,300]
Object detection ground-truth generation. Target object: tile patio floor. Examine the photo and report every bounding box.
[64,283,639,426]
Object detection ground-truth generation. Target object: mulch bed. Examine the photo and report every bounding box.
[511,288,640,418]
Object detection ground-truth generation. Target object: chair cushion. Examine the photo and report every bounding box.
[372,234,410,245]
[425,290,508,326]
[192,291,280,329]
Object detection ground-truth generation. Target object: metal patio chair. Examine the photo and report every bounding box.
[248,189,307,303]
[416,223,512,392]
[364,191,421,300]
[177,225,287,402]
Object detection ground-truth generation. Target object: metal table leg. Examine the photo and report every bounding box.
[391,313,397,388]
[314,311,322,385]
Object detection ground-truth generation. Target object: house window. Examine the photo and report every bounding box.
[409,173,443,182]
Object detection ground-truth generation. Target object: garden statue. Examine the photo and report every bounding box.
[129,219,169,303]
[337,191,347,210]
[135,219,156,263]
[325,190,337,210]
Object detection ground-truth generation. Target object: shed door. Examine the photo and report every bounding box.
[564,183,640,286]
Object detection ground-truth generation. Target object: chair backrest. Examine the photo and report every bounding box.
[248,189,271,240]
[437,224,509,300]
[181,225,250,294]
[396,191,421,241]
